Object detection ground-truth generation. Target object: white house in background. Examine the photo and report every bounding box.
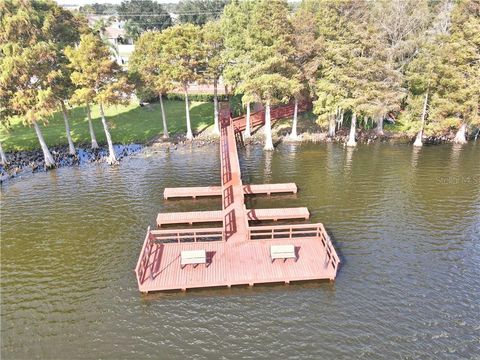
[85,15,134,66]
[103,22,134,66]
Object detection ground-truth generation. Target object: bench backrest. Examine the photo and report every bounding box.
[271,245,295,257]
[181,249,206,262]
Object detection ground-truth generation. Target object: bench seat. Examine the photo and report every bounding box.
[270,245,296,262]
[181,250,207,268]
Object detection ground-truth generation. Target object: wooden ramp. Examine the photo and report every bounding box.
[157,207,310,227]
[164,183,297,199]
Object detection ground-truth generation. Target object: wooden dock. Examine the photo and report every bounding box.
[163,183,297,199]
[135,103,340,293]
[156,207,309,227]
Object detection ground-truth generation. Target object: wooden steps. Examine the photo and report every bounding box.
[164,183,297,199]
[156,207,310,227]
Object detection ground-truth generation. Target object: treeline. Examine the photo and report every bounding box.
[1,0,133,166]
[131,0,479,149]
[80,0,229,40]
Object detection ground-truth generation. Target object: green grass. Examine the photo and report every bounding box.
[0,100,214,152]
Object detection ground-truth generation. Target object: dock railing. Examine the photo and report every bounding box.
[248,223,340,272]
[232,101,312,132]
[135,226,225,286]
[135,226,154,287]
[150,228,224,243]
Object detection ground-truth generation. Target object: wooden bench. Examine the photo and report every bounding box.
[181,250,207,269]
[270,245,296,262]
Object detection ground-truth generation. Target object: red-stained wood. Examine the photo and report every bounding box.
[156,207,309,227]
[136,224,338,292]
[135,103,340,293]
[163,183,297,199]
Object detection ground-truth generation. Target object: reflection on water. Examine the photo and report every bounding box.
[1,142,479,359]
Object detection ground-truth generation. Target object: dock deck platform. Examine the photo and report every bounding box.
[156,207,310,227]
[135,103,340,293]
[136,224,339,292]
[163,183,297,199]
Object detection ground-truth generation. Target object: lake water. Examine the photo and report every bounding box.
[1,142,479,359]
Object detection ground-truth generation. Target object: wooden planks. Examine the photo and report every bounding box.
[135,102,341,293]
[157,207,309,227]
[164,186,222,199]
[157,210,222,227]
[164,183,298,199]
[136,229,338,293]
[243,183,297,195]
[246,207,310,221]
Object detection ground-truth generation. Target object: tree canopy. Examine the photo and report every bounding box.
[177,0,229,26]
[118,0,172,34]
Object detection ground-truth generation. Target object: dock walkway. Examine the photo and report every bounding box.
[135,103,340,293]
[163,183,297,199]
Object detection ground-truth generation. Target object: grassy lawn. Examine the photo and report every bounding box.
[0,100,214,152]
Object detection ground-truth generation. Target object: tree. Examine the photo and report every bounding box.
[51,53,79,156]
[129,31,173,139]
[1,43,58,167]
[66,34,133,164]
[312,1,404,145]
[161,24,205,140]
[0,0,85,167]
[291,0,322,139]
[405,0,479,145]
[239,0,300,150]
[221,0,255,137]
[202,20,224,134]
[0,142,7,165]
[118,0,172,35]
[177,0,229,26]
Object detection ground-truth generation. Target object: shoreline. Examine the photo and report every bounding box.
[0,128,476,183]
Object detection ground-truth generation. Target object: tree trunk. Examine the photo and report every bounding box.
[99,103,117,165]
[337,109,344,130]
[414,92,429,147]
[328,113,336,138]
[264,102,274,151]
[33,120,55,168]
[86,102,99,149]
[159,94,169,139]
[184,87,193,140]
[244,102,251,138]
[453,122,467,144]
[291,98,299,140]
[61,102,76,155]
[213,78,220,135]
[347,113,357,147]
[376,114,384,136]
[0,142,7,165]
[413,130,423,147]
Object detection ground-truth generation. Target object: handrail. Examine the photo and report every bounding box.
[232,101,312,132]
[150,227,224,243]
[135,226,153,286]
